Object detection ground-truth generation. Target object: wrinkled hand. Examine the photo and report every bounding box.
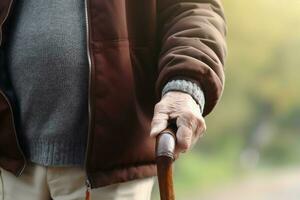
[150,91,206,156]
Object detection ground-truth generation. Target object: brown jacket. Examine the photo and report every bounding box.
[0,0,227,188]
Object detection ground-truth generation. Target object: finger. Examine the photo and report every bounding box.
[189,116,206,149]
[175,112,204,152]
[150,112,169,137]
[177,111,198,132]
[195,116,207,138]
[175,125,193,153]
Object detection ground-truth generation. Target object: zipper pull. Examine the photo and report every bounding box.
[85,179,91,200]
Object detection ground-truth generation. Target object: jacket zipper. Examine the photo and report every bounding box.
[84,0,93,191]
[0,0,27,177]
[0,0,13,45]
[85,179,91,200]
[0,0,14,45]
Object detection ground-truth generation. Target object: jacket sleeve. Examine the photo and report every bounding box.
[155,0,227,116]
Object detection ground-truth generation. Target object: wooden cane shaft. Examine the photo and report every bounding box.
[157,156,175,200]
[156,127,176,200]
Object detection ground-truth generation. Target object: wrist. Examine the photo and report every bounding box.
[161,79,205,114]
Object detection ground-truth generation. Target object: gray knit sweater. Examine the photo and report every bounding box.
[5,0,205,167]
[6,0,89,166]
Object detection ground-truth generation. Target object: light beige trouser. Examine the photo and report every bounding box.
[0,162,155,200]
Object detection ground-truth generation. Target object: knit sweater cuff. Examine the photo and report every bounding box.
[161,79,205,114]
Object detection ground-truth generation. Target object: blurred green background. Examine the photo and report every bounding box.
[152,1,300,199]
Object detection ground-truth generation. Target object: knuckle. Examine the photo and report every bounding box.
[152,114,161,121]
[150,119,157,127]
[194,116,202,126]
[195,128,203,138]
[154,102,165,112]
[184,110,195,119]
[177,133,192,151]
[179,141,190,151]
[196,117,206,131]
[185,111,199,130]
[203,123,207,132]
[198,124,207,138]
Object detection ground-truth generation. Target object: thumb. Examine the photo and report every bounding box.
[150,112,169,137]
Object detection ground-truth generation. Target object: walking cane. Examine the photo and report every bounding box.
[155,119,177,200]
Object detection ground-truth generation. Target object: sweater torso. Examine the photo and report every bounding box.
[5,0,89,166]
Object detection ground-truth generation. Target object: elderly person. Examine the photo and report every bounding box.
[0,0,226,199]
